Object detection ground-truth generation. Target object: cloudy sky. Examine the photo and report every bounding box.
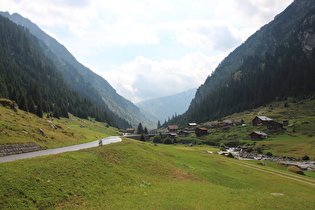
[2,0,293,103]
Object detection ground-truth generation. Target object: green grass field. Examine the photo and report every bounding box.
[0,139,314,209]
[0,105,119,149]
[194,98,315,159]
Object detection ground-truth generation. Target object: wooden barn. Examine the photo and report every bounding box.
[195,127,208,137]
[168,125,179,133]
[250,131,268,140]
[126,128,135,134]
[252,116,273,126]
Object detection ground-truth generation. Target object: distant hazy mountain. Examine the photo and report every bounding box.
[136,88,196,123]
[0,11,155,129]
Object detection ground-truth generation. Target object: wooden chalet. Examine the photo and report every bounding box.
[250,131,268,140]
[178,130,189,137]
[252,116,273,126]
[168,125,179,133]
[188,122,197,128]
[126,128,135,134]
[195,127,208,137]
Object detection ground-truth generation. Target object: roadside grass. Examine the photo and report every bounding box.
[0,105,119,149]
[0,139,314,209]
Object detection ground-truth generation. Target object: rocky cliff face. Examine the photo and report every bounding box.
[300,14,315,52]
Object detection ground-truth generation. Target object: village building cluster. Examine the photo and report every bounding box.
[124,115,288,142]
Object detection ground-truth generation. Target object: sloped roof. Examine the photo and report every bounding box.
[257,116,273,121]
[196,127,208,131]
[251,131,268,136]
[168,125,178,130]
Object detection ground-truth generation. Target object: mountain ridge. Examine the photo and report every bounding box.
[169,0,315,126]
[0,11,155,129]
[136,88,196,123]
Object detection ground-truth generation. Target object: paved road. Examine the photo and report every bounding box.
[0,136,121,163]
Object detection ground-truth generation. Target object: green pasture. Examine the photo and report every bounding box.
[0,105,119,149]
[0,139,314,209]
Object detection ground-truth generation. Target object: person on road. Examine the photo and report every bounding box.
[99,139,103,146]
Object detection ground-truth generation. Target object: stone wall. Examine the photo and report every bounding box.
[0,143,40,157]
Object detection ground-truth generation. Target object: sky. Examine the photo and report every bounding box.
[2,0,293,103]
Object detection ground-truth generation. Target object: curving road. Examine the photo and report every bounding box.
[0,136,121,163]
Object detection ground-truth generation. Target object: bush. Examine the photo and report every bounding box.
[287,166,305,175]
[302,155,310,161]
[163,137,173,144]
[220,143,226,151]
[153,135,162,143]
[266,152,273,157]
[256,146,263,154]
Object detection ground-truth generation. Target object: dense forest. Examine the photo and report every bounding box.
[0,16,131,128]
[0,11,155,129]
[163,0,315,127]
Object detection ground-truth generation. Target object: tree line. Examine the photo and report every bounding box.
[0,15,131,128]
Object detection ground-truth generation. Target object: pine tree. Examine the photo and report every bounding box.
[137,123,144,134]
[36,102,43,118]
[28,97,36,114]
[144,127,148,134]
[157,120,161,129]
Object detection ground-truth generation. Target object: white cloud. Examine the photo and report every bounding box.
[1,0,294,103]
[101,51,226,102]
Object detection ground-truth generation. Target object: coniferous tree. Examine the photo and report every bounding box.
[144,127,148,134]
[137,123,144,134]
[157,120,161,129]
[36,102,43,118]
[28,97,36,114]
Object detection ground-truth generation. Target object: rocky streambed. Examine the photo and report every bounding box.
[225,149,315,172]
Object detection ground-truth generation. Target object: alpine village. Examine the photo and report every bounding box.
[1,0,315,209]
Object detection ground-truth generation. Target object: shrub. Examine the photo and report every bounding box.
[220,143,226,151]
[256,146,263,154]
[266,152,273,157]
[302,155,310,161]
[153,135,162,143]
[287,166,305,175]
[163,137,173,144]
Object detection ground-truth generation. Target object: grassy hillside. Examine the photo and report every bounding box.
[196,97,315,159]
[0,139,314,209]
[0,103,119,149]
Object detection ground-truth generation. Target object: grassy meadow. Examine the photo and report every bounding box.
[1,98,315,209]
[0,104,119,149]
[0,139,314,209]
[192,97,315,159]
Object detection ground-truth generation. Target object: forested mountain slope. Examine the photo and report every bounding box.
[0,12,155,129]
[0,15,130,128]
[177,0,315,125]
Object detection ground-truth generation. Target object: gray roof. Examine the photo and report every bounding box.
[252,131,268,136]
[257,116,273,121]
